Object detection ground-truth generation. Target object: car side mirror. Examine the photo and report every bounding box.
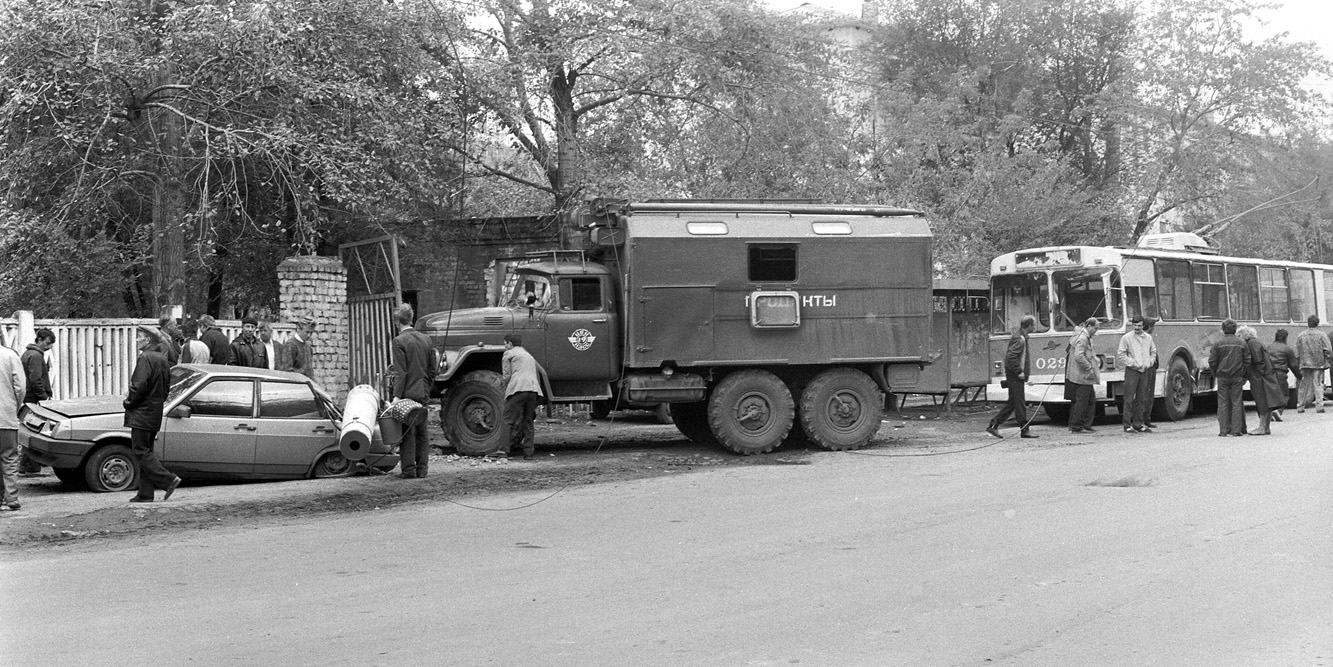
[168,405,192,419]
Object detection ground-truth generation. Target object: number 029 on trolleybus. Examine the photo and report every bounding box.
[987,232,1333,422]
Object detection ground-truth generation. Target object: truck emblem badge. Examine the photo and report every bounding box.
[569,329,596,351]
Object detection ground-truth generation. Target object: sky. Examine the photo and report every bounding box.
[767,0,1333,65]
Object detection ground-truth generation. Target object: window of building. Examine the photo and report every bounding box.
[1192,262,1227,320]
[1226,264,1259,321]
[1259,267,1289,322]
[1157,259,1193,321]
[748,244,797,282]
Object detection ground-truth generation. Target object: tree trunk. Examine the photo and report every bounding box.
[151,101,187,308]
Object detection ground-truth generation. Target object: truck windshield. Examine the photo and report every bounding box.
[509,274,554,310]
[1052,268,1121,331]
[991,273,1050,334]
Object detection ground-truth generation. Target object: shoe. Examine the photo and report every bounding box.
[1297,409,1306,414]
[1270,412,1282,422]
[129,497,152,503]
[1019,432,1038,439]
[1143,422,1158,429]
[163,477,181,501]
[0,502,17,511]
[1318,409,1325,413]
[1133,425,1150,433]
[416,473,428,479]
[985,426,1002,439]
[1069,427,1083,433]
[1082,427,1096,433]
[523,454,534,461]
[1258,430,1272,435]
[492,450,509,457]
[395,472,418,479]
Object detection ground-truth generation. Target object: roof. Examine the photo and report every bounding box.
[181,363,314,382]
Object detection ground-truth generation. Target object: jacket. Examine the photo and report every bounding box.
[1208,333,1251,380]
[280,336,314,378]
[1295,328,1331,370]
[1116,331,1157,372]
[201,328,232,365]
[0,346,27,430]
[179,339,210,366]
[502,346,545,397]
[391,327,436,403]
[1268,341,1299,379]
[1002,331,1029,378]
[230,334,267,369]
[1066,327,1100,386]
[21,344,50,403]
[124,350,170,431]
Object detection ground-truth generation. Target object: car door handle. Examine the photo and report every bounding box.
[312,426,335,434]
[592,318,607,323]
[234,424,257,431]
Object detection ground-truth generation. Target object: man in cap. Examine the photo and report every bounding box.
[229,315,267,369]
[125,326,180,502]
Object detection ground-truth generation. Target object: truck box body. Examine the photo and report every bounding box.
[622,206,933,369]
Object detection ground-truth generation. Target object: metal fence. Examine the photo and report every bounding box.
[1,313,294,401]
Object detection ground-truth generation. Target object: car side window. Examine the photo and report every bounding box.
[187,380,255,417]
[260,381,326,419]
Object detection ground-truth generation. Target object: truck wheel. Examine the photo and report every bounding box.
[84,444,138,493]
[671,401,714,443]
[653,403,673,425]
[708,370,794,455]
[799,368,883,451]
[590,400,613,420]
[442,370,506,456]
[53,467,86,488]
[1151,357,1193,422]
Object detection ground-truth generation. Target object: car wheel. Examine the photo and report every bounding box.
[84,444,138,493]
[53,467,86,488]
[313,451,353,478]
[671,401,714,443]
[707,370,795,456]
[442,370,507,456]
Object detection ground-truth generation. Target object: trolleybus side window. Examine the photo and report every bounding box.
[1123,258,1159,320]
[1157,259,1193,321]
[1053,269,1117,331]
[1193,262,1226,320]
[1260,267,1290,322]
[1290,269,1317,321]
[1324,271,1333,320]
[991,273,1049,334]
[1227,264,1259,322]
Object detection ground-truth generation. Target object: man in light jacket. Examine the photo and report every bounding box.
[1116,315,1157,433]
[502,334,545,460]
[0,345,27,511]
[1295,315,1331,413]
[1067,318,1100,433]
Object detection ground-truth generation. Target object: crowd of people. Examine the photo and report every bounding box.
[0,313,319,511]
[988,313,1333,439]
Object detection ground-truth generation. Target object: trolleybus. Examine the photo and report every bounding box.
[988,232,1333,421]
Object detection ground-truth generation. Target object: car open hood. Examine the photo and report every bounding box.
[39,396,125,418]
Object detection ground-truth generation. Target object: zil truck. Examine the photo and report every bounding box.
[417,199,934,456]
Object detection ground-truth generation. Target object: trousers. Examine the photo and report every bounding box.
[0,429,18,505]
[1297,368,1325,410]
[504,392,539,456]
[1216,376,1246,435]
[398,420,430,477]
[1122,368,1154,428]
[989,375,1029,433]
[1069,383,1095,430]
[131,428,177,500]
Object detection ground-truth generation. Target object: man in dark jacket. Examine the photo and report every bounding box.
[229,316,267,369]
[390,304,437,479]
[18,328,55,474]
[125,326,180,502]
[986,315,1038,439]
[199,315,232,365]
[280,316,316,379]
[1268,329,1298,420]
[1208,319,1251,437]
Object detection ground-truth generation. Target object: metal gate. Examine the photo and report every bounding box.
[341,235,401,389]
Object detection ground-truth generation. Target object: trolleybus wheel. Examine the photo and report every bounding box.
[1151,357,1193,422]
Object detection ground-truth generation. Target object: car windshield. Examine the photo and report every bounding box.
[168,367,205,403]
[311,383,341,420]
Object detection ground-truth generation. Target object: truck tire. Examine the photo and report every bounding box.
[442,370,507,456]
[671,401,714,443]
[590,400,613,420]
[84,444,137,493]
[708,370,794,455]
[799,368,883,451]
[653,403,673,424]
[1151,357,1193,422]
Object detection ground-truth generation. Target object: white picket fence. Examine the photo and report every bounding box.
[1,312,294,401]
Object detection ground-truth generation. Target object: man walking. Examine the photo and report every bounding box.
[1067,318,1100,433]
[986,315,1038,439]
[1295,315,1330,413]
[390,304,436,479]
[125,326,181,503]
[1209,319,1251,437]
[199,315,231,365]
[0,344,27,512]
[1117,315,1157,433]
[502,334,545,459]
[229,316,267,369]
[280,316,316,378]
[19,328,54,474]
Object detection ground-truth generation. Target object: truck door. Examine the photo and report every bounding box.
[543,276,618,392]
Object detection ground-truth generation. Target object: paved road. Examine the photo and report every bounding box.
[3,416,1331,666]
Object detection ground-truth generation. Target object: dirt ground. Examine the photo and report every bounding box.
[0,397,1007,553]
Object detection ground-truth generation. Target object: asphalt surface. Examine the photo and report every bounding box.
[2,405,1331,666]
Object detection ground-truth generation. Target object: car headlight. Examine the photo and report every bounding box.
[51,420,71,438]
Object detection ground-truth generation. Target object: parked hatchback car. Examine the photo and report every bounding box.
[19,364,398,492]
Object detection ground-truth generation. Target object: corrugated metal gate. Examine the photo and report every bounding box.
[341,235,401,389]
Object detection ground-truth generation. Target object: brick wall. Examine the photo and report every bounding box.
[277,256,349,403]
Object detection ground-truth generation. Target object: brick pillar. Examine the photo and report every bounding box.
[278,256,349,404]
